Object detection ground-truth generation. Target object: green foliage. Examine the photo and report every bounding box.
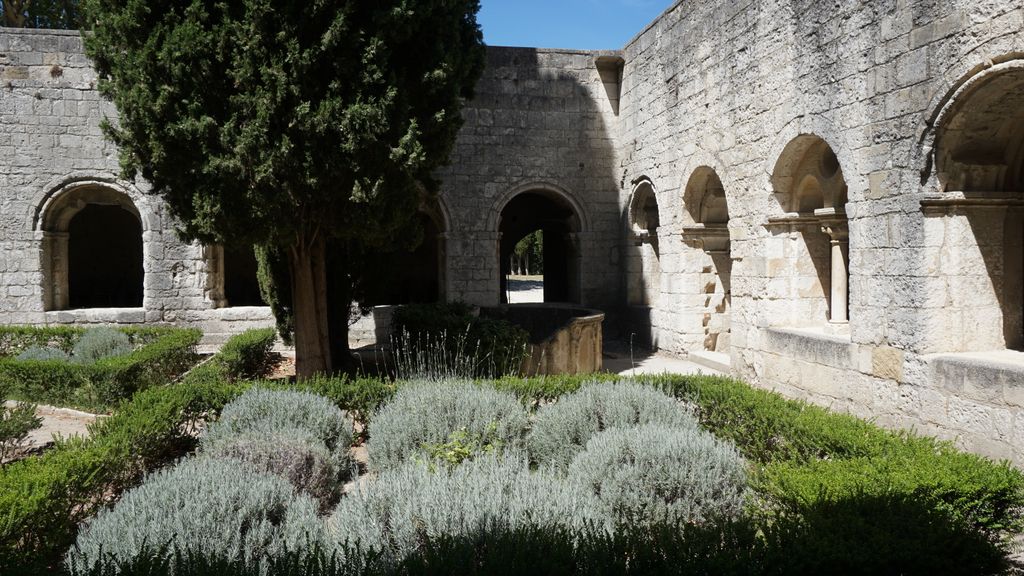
[81,0,487,373]
[214,327,277,381]
[1,0,81,28]
[0,402,43,461]
[367,380,528,470]
[568,424,748,529]
[417,423,504,470]
[391,303,530,379]
[179,328,281,386]
[0,379,245,574]
[15,346,71,362]
[66,457,324,575]
[254,244,294,346]
[527,380,699,471]
[202,387,355,478]
[71,327,133,365]
[511,230,543,275]
[327,454,595,565]
[0,327,201,412]
[0,326,81,357]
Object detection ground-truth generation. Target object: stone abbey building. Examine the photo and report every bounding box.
[1,1,1023,462]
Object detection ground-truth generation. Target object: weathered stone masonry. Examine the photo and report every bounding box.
[2,0,1024,462]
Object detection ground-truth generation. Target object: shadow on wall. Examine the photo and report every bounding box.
[621,178,661,350]
[927,64,1024,351]
[457,48,620,316]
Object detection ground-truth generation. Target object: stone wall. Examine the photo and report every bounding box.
[617,0,1024,461]
[2,1,1024,463]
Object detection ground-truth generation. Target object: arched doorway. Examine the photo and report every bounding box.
[40,184,144,310]
[498,190,582,304]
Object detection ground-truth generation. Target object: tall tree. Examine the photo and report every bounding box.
[2,0,82,28]
[82,0,486,377]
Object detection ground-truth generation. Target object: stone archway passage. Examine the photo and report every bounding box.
[499,192,581,304]
[682,168,731,352]
[67,204,144,308]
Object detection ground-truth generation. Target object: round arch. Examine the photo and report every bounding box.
[495,182,585,304]
[37,180,146,311]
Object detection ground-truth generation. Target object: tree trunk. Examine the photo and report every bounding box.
[290,234,332,378]
[4,0,28,28]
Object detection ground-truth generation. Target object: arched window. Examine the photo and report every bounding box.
[683,168,731,352]
[626,180,661,307]
[40,184,144,310]
[767,135,849,327]
[927,64,1024,350]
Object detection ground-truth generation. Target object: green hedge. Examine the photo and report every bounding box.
[0,380,245,574]
[0,328,282,574]
[0,327,202,412]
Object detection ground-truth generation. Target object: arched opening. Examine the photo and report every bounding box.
[683,168,731,353]
[40,184,144,310]
[929,65,1024,350]
[499,191,581,304]
[224,245,265,306]
[626,180,661,307]
[768,135,849,328]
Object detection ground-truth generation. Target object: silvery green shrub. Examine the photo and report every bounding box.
[568,423,748,529]
[367,380,529,470]
[527,381,699,471]
[72,327,133,364]
[327,454,596,563]
[202,387,354,475]
[66,457,325,574]
[201,428,343,515]
[15,346,70,362]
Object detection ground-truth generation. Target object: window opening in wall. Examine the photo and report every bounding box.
[626,180,661,307]
[40,185,145,312]
[767,135,849,328]
[67,204,144,309]
[683,168,731,353]
[222,245,266,306]
[499,191,581,304]
[929,65,1024,350]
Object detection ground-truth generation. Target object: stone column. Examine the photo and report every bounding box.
[822,222,849,324]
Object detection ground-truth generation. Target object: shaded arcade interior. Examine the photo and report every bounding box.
[499,191,581,304]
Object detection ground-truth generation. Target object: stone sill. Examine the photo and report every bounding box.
[927,350,1024,375]
[764,326,856,370]
[209,306,274,322]
[44,308,145,324]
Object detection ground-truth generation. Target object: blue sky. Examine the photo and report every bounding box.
[478,0,675,51]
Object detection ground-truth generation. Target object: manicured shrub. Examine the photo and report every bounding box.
[71,328,134,364]
[367,380,529,470]
[0,402,42,461]
[391,302,529,379]
[15,346,70,362]
[214,328,277,381]
[568,424,748,529]
[0,327,201,412]
[327,454,595,564]
[201,429,343,514]
[66,457,324,575]
[527,380,699,471]
[0,379,244,574]
[202,388,354,476]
